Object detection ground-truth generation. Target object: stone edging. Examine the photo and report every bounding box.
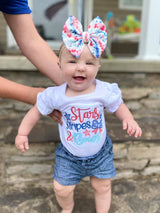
[1,56,160,72]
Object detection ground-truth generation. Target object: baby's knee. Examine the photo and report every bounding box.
[90,177,111,193]
[53,180,75,197]
[53,180,67,196]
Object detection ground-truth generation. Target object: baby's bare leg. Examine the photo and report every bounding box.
[53,179,76,213]
[90,177,111,213]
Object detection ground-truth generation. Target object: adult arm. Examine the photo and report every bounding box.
[0,76,62,122]
[0,76,44,104]
[3,13,64,85]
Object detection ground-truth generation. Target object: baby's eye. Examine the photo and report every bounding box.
[86,62,92,65]
[69,60,76,63]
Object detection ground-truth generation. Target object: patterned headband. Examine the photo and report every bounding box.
[62,15,107,58]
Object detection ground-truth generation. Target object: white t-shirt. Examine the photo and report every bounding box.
[37,79,123,157]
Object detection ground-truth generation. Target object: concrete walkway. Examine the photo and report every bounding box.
[0,175,160,213]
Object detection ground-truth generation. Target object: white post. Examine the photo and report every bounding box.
[68,0,93,30]
[137,0,160,60]
[84,0,93,31]
[68,0,78,17]
[28,0,33,17]
[68,0,84,23]
[7,27,17,48]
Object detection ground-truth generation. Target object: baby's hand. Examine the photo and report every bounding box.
[123,119,142,138]
[15,135,29,153]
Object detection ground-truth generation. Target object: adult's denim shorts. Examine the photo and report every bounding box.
[53,134,116,186]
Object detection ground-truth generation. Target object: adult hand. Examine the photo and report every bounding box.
[49,110,62,125]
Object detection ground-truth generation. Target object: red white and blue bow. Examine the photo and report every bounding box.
[62,15,107,58]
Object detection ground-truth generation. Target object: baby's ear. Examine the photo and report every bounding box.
[57,60,61,69]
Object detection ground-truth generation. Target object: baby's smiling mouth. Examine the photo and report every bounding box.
[73,76,86,81]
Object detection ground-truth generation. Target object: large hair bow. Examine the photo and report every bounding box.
[62,15,107,58]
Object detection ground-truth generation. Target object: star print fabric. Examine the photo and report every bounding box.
[62,15,107,58]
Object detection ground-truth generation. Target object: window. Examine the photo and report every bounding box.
[7,0,93,50]
[32,0,68,50]
[119,0,143,10]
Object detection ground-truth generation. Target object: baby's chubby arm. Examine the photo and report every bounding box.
[15,105,42,153]
[114,103,142,138]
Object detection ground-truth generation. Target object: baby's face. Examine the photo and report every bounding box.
[59,45,100,96]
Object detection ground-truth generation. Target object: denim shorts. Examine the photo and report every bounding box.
[53,134,116,186]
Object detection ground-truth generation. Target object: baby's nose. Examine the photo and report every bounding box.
[77,63,85,71]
